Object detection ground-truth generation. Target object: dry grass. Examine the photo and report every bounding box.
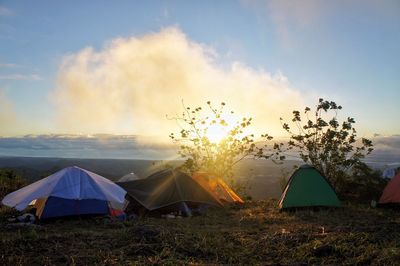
[1,200,399,265]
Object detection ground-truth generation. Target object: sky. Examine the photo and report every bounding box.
[0,0,399,144]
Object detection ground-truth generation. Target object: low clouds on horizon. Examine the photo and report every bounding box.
[51,27,304,140]
[372,135,400,154]
[0,134,399,162]
[0,134,177,159]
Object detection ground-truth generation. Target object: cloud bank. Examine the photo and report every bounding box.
[0,134,176,159]
[51,27,304,141]
[369,135,400,162]
[1,134,399,162]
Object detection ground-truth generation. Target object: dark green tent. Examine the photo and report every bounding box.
[117,169,222,213]
[279,165,341,209]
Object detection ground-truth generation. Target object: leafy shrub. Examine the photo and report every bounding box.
[279,98,374,194]
[339,167,387,203]
[169,101,278,191]
[0,169,27,200]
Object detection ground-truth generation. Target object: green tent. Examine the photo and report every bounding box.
[117,169,222,213]
[279,165,341,209]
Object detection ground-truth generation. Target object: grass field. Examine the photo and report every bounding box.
[1,200,399,265]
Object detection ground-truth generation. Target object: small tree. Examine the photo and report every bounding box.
[280,98,373,190]
[169,101,278,188]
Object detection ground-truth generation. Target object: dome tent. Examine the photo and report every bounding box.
[2,166,127,219]
[279,164,341,209]
[117,169,222,215]
[118,172,140,182]
[192,172,244,204]
[382,166,400,179]
[379,172,400,205]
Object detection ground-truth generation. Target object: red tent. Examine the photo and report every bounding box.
[379,173,400,204]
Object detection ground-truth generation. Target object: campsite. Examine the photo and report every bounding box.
[1,194,399,265]
[1,1,400,265]
[1,157,399,265]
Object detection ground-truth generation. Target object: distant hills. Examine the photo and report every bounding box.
[0,156,302,199]
[0,156,165,181]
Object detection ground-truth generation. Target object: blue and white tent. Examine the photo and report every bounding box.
[2,166,127,219]
[382,167,399,179]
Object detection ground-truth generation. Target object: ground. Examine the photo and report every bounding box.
[1,200,399,265]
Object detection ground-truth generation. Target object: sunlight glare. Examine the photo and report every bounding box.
[207,125,229,143]
[206,115,238,144]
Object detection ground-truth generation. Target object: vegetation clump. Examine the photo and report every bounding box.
[280,98,374,194]
[169,101,280,189]
[0,169,26,200]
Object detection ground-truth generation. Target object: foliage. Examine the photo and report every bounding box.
[340,168,387,202]
[280,98,374,190]
[169,101,279,186]
[0,169,26,199]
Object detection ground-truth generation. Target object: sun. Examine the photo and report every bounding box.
[206,115,238,144]
[207,124,229,143]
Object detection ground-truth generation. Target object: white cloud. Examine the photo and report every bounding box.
[0,6,13,16]
[0,63,19,68]
[242,0,400,48]
[373,135,400,151]
[0,74,42,80]
[51,27,304,141]
[162,7,170,19]
[242,0,322,48]
[366,135,400,164]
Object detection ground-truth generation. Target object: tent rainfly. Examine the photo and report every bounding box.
[1,166,127,219]
[379,172,400,205]
[192,172,244,204]
[117,169,223,215]
[279,164,341,209]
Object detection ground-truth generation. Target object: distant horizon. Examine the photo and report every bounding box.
[0,133,399,164]
[0,155,399,169]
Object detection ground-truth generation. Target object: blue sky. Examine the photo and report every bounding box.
[0,0,399,137]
